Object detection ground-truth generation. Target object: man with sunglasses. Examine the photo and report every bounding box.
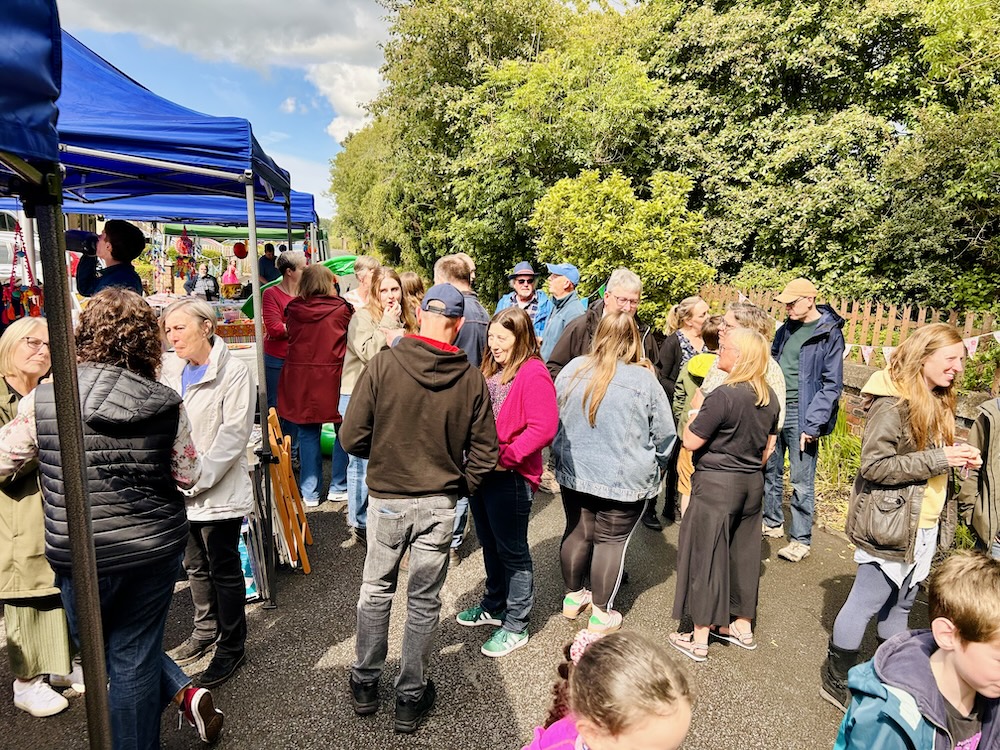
[766,277,845,562]
[496,261,553,339]
[546,267,661,381]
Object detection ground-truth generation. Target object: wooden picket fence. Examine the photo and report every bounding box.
[700,284,997,368]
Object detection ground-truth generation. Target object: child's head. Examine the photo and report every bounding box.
[701,315,724,353]
[557,631,693,750]
[928,551,1000,699]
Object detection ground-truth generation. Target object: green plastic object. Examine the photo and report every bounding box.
[241,255,358,318]
[320,422,337,456]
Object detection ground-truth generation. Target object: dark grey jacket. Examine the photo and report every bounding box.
[844,395,955,563]
[957,397,1000,548]
[35,363,188,574]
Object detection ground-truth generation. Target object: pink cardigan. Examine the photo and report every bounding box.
[495,357,558,490]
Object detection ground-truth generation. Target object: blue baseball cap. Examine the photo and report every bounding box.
[545,263,580,286]
[507,261,537,279]
[421,283,465,318]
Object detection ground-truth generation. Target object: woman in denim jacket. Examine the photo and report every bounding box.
[821,324,982,713]
[553,313,675,634]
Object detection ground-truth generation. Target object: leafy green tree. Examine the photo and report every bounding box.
[529,170,712,326]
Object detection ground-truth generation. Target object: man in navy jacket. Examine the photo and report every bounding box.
[764,277,845,562]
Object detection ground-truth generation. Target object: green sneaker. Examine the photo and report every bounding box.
[481,628,529,658]
[455,605,503,628]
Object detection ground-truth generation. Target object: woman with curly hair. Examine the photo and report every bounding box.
[0,289,226,747]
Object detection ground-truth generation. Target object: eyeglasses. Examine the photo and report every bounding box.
[610,295,640,310]
[22,337,50,352]
[513,277,535,286]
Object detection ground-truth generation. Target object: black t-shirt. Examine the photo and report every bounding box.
[690,382,779,473]
[944,694,983,749]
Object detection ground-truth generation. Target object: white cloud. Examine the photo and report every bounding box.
[268,151,335,219]
[279,97,298,114]
[60,0,388,140]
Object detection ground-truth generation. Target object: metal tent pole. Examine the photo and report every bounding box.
[284,199,294,261]
[245,177,277,608]
[27,168,113,750]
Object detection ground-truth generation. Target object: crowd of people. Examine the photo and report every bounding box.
[4,228,1000,749]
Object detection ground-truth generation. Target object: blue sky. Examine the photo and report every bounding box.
[60,1,390,220]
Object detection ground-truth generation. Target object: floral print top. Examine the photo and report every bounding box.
[486,369,514,419]
[677,329,708,368]
[0,391,201,489]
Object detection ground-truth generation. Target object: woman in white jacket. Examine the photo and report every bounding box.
[161,298,255,689]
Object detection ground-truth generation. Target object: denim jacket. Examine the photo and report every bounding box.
[553,357,676,502]
[540,291,586,362]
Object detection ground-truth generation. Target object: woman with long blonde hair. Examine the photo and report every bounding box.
[670,328,780,662]
[820,323,981,711]
[552,313,675,634]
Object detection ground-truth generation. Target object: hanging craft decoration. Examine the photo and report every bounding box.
[1,222,43,324]
[233,241,248,259]
[174,226,195,279]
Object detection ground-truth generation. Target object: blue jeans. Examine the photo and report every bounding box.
[990,538,1000,561]
[329,393,350,494]
[763,400,818,545]
[296,423,323,501]
[264,352,297,455]
[471,470,534,633]
[353,494,456,699]
[59,554,190,750]
[451,496,469,549]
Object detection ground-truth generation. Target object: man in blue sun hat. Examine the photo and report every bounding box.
[539,262,586,362]
[496,261,553,338]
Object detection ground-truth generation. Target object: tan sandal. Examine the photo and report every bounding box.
[709,623,757,651]
[669,631,708,662]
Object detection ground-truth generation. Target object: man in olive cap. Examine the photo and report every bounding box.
[765,278,846,562]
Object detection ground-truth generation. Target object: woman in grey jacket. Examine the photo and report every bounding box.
[821,324,981,712]
[161,298,255,689]
[553,313,675,634]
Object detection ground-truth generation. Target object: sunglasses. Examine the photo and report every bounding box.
[513,277,535,285]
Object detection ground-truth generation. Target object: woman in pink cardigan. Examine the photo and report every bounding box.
[456,306,558,658]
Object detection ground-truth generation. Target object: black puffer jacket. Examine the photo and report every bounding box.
[35,363,189,574]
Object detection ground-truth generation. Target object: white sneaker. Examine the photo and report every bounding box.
[762,522,785,539]
[588,606,623,634]
[13,676,69,717]
[777,540,811,562]
[303,497,320,508]
[327,490,348,502]
[49,657,86,693]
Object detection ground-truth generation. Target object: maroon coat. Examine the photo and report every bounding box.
[278,294,352,425]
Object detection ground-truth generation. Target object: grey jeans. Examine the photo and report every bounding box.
[353,494,457,699]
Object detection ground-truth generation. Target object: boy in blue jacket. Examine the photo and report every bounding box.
[835,551,1000,750]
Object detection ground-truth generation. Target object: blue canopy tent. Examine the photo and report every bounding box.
[0,3,113,746]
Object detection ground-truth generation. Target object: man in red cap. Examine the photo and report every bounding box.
[765,277,845,562]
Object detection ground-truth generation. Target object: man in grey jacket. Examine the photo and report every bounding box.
[539,262,586,362]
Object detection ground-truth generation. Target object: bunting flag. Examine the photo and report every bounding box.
[843,343,853,360]
[861,345,874,365]
[965,337,980,357]
[882,346,896,365]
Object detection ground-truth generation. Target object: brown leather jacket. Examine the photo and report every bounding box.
[844,395,955,563]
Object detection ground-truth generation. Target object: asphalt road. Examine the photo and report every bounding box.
[0,481,921,750]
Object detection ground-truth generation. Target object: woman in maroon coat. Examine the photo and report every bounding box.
[278,265,352,506]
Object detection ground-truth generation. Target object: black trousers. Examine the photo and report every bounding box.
[560,487,643,610]
[185,518,247,658]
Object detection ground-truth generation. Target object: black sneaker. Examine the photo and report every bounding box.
[196,652,245,689]
[349,675,379,715]
[641,512,663,531]
[171,637,216,667]
[395,679,436,734]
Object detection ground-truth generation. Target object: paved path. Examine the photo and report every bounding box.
[0,485,916,750]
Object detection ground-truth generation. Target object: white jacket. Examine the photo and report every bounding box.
[161,336,255,522]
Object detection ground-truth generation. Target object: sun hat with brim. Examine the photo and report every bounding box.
[507,261,537,279]
[774,277,819,304]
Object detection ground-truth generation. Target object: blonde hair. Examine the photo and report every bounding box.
[666,296,705,334]
[481,307,540,384]
[160,297,217,339]
[722,328,771,407]
[886,323,962,450]
[298,264,337,300]
[568,631,693,736]
[928,551,1000,643]
[565,312,652,427]
[0,317,47,378]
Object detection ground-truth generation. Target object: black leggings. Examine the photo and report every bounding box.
[559,487,643,610]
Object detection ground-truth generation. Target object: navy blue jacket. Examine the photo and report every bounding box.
[76,256,143,296]
[771,304,845,438]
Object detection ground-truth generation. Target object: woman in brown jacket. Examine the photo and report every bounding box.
[0,318,80,716]
[820,323,982,712]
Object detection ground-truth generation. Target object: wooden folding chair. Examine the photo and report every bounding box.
[267,408,312,573]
